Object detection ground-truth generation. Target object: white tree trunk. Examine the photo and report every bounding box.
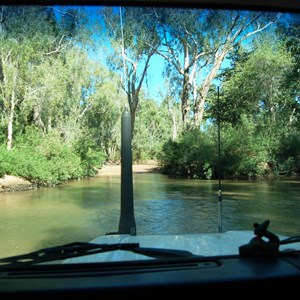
[7,92,15,150]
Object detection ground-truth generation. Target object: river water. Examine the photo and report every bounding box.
[0,172,299,258]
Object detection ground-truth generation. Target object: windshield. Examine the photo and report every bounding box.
[0,3,300,265]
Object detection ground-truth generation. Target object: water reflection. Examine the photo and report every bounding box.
[0,173,299,258]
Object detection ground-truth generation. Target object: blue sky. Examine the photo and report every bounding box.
[143,55,166,101]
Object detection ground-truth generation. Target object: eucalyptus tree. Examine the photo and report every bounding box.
[81,66,125,161]
[102,6,161,133]
[0,6,59,150]
[23,7,94,140]
[282,17,300,128]
[153,8,279,129]
[133,95,173,161]
[152,8,209,129]
[159,79,182,140]
[24,49,94,144]
[0,6,93,150]
[214,38,296,175]
[219,39,294,127]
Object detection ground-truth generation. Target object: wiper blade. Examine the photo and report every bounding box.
[0,242,196,266]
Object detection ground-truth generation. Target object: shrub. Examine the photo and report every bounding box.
[159,130,216,179]
[0,127,106,186]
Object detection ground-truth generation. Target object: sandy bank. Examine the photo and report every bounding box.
[0,164,161,192]
[96,164,161,176]
[0,175,35,193]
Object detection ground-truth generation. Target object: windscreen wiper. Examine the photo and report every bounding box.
[0,242,196,266]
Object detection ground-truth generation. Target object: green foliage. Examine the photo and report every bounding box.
[276,132,300,175]
[219,118,268,178]
[160,112,297,179]
[159,130,216,179]
[10,129,81,185]
[0,127,106,186]
[74,136,106,177]
[282,19,300,99]
[133,98,173,162]
[82,67,123,162]
[197,36,300,179]
[212,39,294,126]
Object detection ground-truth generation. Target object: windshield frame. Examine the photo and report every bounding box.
[0,0,300,265]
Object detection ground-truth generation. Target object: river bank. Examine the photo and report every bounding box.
[0,163,161,193]
[97,163,161,176]
[0,175,35,193]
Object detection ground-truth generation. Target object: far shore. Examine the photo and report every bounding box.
[96,163,161,176]
[0,163,161,193]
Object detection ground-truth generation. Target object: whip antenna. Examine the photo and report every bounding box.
[217,86,223,233]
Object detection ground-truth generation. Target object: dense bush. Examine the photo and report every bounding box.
[0,127,106,186]
[219,122,268,178]
[159,116,297,179]
[159,130,216,179]
[276,132,300,175]
[74,136,106,177]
